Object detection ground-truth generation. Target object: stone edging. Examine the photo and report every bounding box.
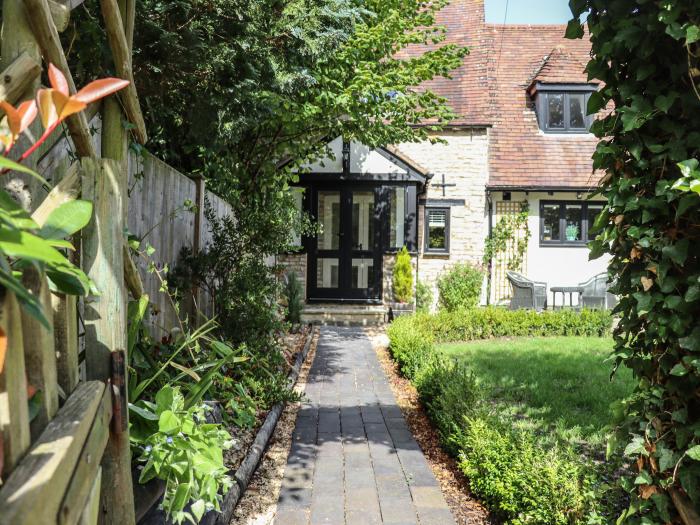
[202,326,316,525]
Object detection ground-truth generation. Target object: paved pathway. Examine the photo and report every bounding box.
[274,327,455,525]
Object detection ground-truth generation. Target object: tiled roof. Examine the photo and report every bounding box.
[400,0,601,189]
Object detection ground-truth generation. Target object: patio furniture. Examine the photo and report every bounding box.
[506,271,547,311]
[578,272,617,309]
[550,285,584,309]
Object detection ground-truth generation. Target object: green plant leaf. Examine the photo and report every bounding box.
[190,499,206,521]
[0,156,48,186]
[170,482,191,512]
[565,19,584,39]
[0,228,70,265]
[687,445,700,461]
[158,410,181,434]
[38,200,93,240]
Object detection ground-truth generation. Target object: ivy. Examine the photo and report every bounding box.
[568,2,700,522]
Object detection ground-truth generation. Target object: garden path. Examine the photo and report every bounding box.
[273,326,455,525]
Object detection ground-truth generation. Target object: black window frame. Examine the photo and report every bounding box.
[534,83,597,134]
[424,206,450,254]
[539,200,604,246]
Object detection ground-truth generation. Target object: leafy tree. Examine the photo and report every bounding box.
[568,2,700,522]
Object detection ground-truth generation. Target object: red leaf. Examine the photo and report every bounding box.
[48,63,69,96]
[0,101,20,136]
[37,89,59,129]
[74,77,130,105]
[16,100,37,134]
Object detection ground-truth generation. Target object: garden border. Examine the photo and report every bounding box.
[205,325,316,525]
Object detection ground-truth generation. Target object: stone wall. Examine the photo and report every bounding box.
[396,129,490,309]
[277,253,308,301]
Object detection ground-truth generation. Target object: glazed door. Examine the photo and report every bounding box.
[310,187,381,301]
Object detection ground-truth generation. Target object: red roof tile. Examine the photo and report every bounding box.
[400,0,601,189]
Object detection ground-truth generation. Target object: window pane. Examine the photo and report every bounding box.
[564,204,583,241]
[352,191,374,251]
[316,258,339,288]
[291,188,304,247]
[569,94,586,128]
[427,209,447,250]
[541,204,560,241]
[389,187,406,249]
[587,205,603,241]
[318,191,340,250]
[351,258,374,289]
[547,94,565,129]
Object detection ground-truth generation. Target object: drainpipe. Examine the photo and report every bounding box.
[486,190,493,306]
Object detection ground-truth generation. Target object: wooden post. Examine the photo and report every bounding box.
[81,158,134,525]
[0,291,31,478]
[20,267,59,439]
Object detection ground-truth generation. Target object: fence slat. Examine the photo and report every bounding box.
[0,381,105,525]
[0,291,30,478]
[20,267,59,439]
[78,467,101,525]
[53,293,79,397]
[0,51,41,107]
[59,386,111,525]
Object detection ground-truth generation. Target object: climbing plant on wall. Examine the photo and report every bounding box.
[568,2,700,522]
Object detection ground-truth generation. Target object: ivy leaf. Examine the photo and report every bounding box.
[670,363,688,376]
[686,25,700,44]
[687,445,700,461]
[634,470,653,485]
[565,19,584,39]
[662,239,689,265]
[679,327,700,351]
[587,91,607,115]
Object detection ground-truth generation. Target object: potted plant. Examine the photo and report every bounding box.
[565,223,580,241]
[389,246,415,320]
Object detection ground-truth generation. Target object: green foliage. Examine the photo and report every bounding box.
[386,318,610,523]
[0,193,94,327]
[283,272,304,326]
[392,246,413,303]
[415,280,433,312]
[130,386,233,524]
[568,2,700,520]
[436,263,484,312]
[458,419,589,525]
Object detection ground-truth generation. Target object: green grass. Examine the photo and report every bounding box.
[439,336,635,446]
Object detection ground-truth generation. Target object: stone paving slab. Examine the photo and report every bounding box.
[273,327,455,525]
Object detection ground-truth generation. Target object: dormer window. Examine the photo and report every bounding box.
[532,84,597,133]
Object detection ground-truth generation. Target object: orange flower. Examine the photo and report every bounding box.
[0,99,38,151]
[37,64,130,130]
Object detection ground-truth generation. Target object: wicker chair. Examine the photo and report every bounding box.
[579,272,617,309]
[506,271,548,311]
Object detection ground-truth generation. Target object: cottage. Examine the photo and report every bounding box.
[279,0,609,322]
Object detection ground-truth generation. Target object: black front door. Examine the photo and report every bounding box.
[309,187,382,301]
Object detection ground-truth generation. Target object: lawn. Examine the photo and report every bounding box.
[439,336,636,447]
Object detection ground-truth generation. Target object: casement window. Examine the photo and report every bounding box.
[540,201,604,246]
[533,85,597,133]
[425,207,449,253]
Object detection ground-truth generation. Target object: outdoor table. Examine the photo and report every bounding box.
[550,286,584,309]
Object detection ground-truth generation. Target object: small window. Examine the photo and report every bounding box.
[425,207,449,253]
[540,201,603,245]
[539,91,592,133]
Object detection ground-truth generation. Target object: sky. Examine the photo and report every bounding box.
[485,0,573,24]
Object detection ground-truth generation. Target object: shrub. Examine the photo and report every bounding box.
[458,418,589,525]
[283,271,304,326]
[437,263,484,312]
[392,246,414,303]
[386,315,433,380]
[415,280,433,312]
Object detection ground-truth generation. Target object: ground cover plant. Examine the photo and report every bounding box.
[387,312,632,524]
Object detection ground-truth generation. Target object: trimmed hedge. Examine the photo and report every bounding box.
[386,308,612,524]
[409,306,612,343]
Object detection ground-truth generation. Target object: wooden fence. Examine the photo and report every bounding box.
[0,1,229,524]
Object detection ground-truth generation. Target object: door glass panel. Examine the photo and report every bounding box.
[569,94,586,128]
[352,258,374,289]
[564,204,583,241]
[542,204,560,241]
[547,93,565,129]
[389,187,405,249]
[318,191,340,250]
[352,191,374,251]
[316,258,339,288]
